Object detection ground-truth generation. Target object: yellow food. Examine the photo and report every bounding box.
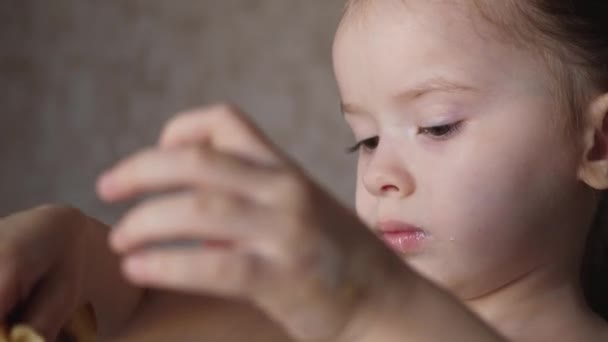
[9,325,44,342]
[0,324,43,342]
[1,304,96,342]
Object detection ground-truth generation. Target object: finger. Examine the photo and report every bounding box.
[0,261,20,319]
[110,190,262,253]
[158,104,285,165]
[121,247,263,297]
[0,208,66,319]
[97,145,278,203]
[20,274,80,341]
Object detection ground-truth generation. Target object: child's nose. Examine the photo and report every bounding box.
[362,152,415,198]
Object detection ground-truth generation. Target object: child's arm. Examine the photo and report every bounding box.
[338,269,507,342]
[106,262,506,342]
[107,293,292,342]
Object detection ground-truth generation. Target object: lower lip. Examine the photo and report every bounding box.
[380,230,427,253]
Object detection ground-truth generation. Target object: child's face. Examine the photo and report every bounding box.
[333,0,594,299]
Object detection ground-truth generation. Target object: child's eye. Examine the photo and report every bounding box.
[346,136,379,154]
[418,121,464,140]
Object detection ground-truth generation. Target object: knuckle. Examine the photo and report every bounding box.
[203,193,238,215]
[186,146,208,164]
[210,103,253,133]
[165,103,243,135]
[34,204,89,234]
[183,146,215,171]
[210,195,231,213]
[193,191,210,209]
[210,102,243,119]
[181,146,220,180]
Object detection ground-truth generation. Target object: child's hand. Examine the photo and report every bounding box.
[0,205,89,340]
[98,104,402,341]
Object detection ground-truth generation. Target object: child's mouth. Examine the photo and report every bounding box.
[375,220,429,254]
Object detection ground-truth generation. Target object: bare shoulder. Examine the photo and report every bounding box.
[106,293,292,342]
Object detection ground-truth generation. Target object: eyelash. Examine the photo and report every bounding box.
[346,121,464,154]
[418,120,464,140]
[346,136,379,154]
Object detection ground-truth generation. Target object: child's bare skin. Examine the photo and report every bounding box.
[108,295,291,342]
[2,1,608,341]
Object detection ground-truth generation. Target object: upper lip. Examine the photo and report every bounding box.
[375,220,425,234]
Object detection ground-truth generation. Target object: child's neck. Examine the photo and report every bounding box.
[466,264,607,342]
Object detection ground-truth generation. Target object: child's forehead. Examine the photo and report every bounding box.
[346,0,474,18]
[341,0,502,42]
[337,0,506,59]
[335,0,554,110]
[343,0,531,49]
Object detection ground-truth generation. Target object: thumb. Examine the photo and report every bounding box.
[20,273,81,341]
[0,266,21,321]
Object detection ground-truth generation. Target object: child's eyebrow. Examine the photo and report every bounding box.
[341,77,478,116]
[394,77,479,102]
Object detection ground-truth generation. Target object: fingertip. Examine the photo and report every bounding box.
[108,229,128,254]
[96,173,118,201]
[122,256,150,285]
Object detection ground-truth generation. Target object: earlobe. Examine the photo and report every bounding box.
[578,93,608,189]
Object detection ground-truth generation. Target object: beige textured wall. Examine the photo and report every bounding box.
[0,1,356,221]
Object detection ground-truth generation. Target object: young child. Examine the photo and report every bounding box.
[1,0,608,341]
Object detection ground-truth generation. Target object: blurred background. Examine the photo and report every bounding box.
[0,1,356,222]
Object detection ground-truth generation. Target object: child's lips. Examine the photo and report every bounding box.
[375,220,429,254]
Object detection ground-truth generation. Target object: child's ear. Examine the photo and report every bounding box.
[578,93,608,189]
